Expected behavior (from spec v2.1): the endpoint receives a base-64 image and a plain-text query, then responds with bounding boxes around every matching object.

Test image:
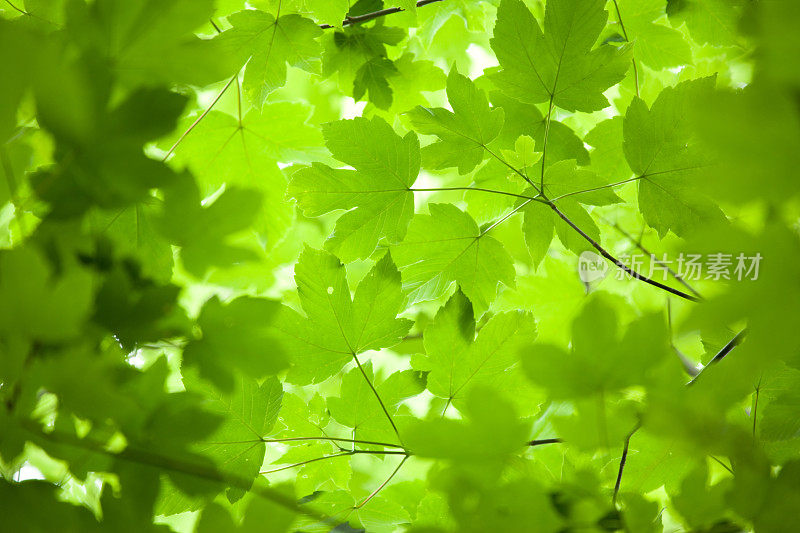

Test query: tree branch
[319,0,445,30]
[605,218,703,299]
[613,421,641,506]
[18,419,333,523]
[547,201,700,302]
[528,438,562,447]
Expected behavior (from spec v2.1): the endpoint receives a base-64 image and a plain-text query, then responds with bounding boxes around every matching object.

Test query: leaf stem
[260,448,408,475]
[4,0,27,15]
[355,456,408,509]
[352,353,404,446]
[540,95,555,191]
[162,74,238,161]
[484,144,542,193]
[262,436,405,449]
[612,0,640,98]
[480,199,532,236]
[752,379,761,439]
[411,186,545,203]
[548,175,644,203]
[261,452,355,474]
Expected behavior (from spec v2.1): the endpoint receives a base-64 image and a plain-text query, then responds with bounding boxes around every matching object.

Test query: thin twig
[527,438,562,447]
[613,421,642,506]
[4,0,27,15]
[752,380,761,439]
[319,0,445,29]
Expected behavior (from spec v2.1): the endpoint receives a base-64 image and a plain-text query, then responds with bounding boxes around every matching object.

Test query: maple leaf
[490,0,631,112]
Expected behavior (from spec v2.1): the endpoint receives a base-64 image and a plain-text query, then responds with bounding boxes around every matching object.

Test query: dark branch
[528,438,563,447]
[688,329,748,385]
[606,219,703,299]
[19,419,333,523]
[319,0,445,29]
[613,421,641,505]
[547,201,700,302]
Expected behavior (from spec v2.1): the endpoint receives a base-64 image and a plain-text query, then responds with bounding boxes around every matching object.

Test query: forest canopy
[2,0,800,532]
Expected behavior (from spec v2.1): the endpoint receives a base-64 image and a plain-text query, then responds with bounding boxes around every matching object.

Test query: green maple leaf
[65,0,235,86]
[490,0,631,112]
[0,247,92,343]
[289,116,420,262]
[411,290,535,407]
[406,68,504,174]
[488,89,589,165]
[272,441,352,496]
[183,296,289,391]
[323,23,404,85]
[0,482,101,532]
[217,10,323,107]
[405,387,530,466]
[32,79,187,217]
[388,53,447,112]
[275,247,413,384]
[353,56,398,110]
[623,77,726,237]
[156,174,263,276]
[617,0,692,69]
[392,203,516,315]
[522,293,670,398]
[584,116,630,184]
[184,374,283,494]
[666,0,745,47]
[304,0,351,27]
[165,103,322,246]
